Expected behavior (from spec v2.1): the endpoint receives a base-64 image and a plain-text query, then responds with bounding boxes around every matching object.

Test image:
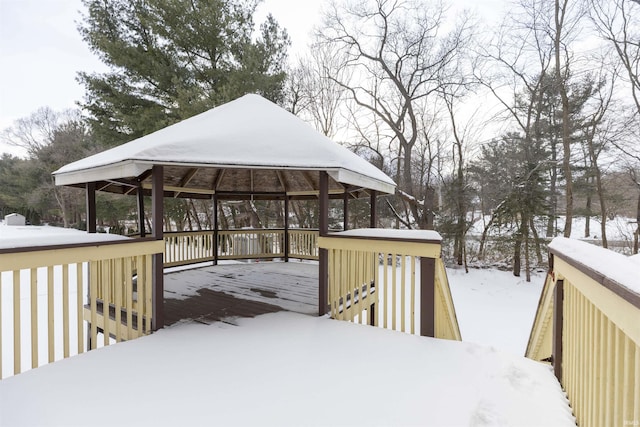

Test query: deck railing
[318,229,461,341]
[526,237,640,426]
[0,239,163,379]
[163,229,319,267]
[288,229,319,260]
[218,229,285,260]
[164,231,214,267]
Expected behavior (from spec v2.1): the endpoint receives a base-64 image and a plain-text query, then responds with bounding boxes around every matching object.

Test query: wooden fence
[318,230,461,340]
[0,239,163,379]
[526,238,640,426]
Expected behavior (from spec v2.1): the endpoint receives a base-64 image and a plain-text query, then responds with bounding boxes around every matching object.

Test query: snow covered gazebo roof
[53,94,396,199]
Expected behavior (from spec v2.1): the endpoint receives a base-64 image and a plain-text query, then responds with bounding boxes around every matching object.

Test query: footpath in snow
[0,312,575,427]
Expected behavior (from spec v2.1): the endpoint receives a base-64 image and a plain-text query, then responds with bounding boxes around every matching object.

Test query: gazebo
[53,94,397,329]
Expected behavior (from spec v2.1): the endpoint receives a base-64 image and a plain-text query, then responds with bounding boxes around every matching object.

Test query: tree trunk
[530,216,543,265]
[555,0,573,238]
[189,199,203,230]
[547,142,558,237]
[524,218,531,282]
[585,193,591,238]
[595,164,608,249]
[513,228,522,277]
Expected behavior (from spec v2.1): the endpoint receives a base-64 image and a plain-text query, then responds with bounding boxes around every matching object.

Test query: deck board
[163,261,318,325]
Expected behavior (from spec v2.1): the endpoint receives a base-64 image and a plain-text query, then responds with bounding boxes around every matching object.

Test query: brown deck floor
[162,261,318,326]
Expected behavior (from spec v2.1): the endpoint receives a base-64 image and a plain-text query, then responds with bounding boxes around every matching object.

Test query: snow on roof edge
[55,160,396,194]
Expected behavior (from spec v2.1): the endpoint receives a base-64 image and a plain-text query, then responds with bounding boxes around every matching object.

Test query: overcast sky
[0,0,502,157]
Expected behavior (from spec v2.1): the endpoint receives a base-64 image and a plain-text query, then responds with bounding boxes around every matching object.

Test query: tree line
[1,0,639,278]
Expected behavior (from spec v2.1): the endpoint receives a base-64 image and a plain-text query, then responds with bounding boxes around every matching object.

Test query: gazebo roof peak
[53,94,396,197]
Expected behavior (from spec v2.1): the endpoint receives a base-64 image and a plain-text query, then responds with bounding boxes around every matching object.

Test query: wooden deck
[162,261,318,325]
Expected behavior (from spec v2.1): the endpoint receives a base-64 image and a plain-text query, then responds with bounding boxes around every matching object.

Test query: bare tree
[554,0,581,237]
[317,0,473,229]
[1,107,78,157]
[589,0,640,116]
[290,45,352,138]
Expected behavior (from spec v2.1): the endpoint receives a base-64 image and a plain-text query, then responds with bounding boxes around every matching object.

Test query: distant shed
[4,213,26,226]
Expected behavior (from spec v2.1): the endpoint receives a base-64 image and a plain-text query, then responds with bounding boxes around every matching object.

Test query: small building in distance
[4,213,26,226]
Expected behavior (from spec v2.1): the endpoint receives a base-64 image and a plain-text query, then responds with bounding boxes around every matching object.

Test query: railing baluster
[76,263,84,355]
[47,266,54,363]
[145,254,153,334]
[13,270,21,376]
[114,259,123,343]
[410,256,416,335]
[90,261,98,350]
[125,257,133,340]
[30,268,38,369]
[62,264,70,358]
[400,255,406,333]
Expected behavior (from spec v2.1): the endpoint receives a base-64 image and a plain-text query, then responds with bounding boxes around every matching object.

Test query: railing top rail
[326,228,442,244]
[0,236,160,255]
[162,228,320,236]
[319,228,442,258]
[0,238,164,271]
[549,237,640,309]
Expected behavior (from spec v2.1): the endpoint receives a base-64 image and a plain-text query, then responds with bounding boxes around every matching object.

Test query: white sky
[0,0,503,157]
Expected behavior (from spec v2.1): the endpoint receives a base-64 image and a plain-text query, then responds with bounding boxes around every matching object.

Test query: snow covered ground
[0,224,576,425]
[0,312,575,427]
[0,222,128,249]
[447,267,544,356]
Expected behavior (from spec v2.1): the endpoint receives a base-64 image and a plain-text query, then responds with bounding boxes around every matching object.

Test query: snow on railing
[318,229,461,341]
[526,237,640,427]
[0,239,163,380]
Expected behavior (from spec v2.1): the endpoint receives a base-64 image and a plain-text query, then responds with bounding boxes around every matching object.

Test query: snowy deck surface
[163,261,318,324]
[0,312,574,426]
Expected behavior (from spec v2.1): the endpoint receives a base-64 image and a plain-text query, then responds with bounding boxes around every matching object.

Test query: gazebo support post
[151,165,164,331]
[284,196,290,262]
[318,171,329,316]
[343,185,349,231]
[86,182,96,233]
[212,194,219,266]
[136,183,146,237]
[370,190,377,228]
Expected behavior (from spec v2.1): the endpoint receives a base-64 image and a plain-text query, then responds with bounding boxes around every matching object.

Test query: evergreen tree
[78,0,290,145]
[470,133,549,280]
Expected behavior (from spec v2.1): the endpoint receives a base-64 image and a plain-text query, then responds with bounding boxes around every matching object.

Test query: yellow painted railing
[164,231,214,267]
[0,239,163,379]
[218,229,285,260]
[163,229,319,267]
[318,229,461,341]
[526,238,640,426]
[288,229,319,260]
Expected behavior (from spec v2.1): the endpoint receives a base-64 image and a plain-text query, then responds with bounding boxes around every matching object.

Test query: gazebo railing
[163,229,319,267]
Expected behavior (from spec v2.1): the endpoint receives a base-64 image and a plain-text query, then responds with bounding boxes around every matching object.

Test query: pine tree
[78,0,290,146]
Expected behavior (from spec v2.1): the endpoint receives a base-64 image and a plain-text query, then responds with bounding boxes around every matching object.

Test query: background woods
[1,0,639,278]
